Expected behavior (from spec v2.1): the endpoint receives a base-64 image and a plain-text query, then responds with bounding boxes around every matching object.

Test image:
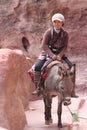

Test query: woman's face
[52,20,63,29]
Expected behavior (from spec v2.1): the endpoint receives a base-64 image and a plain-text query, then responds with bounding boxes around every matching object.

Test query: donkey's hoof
[45,120,50,125]
[45,119,53,125]
[72,95,79,98]
[49,118,53,123]
[58,123,62,128]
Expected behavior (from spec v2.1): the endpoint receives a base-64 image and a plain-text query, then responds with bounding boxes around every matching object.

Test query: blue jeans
[34,56,72,71]
[34,58,46,71]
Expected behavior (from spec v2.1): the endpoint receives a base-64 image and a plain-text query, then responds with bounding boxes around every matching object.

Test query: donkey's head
[58,65,75,105]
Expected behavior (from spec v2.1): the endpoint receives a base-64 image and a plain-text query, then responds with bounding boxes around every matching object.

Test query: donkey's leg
[43,97,52,125]
[49,97,53,124]
[71,64,78,97]
[57,100,62,128]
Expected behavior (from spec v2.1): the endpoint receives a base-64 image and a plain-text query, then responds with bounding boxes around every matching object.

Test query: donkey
[40,61,75,128]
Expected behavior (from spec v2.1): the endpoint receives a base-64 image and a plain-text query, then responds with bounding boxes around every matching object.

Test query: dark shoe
[32,87,41,96]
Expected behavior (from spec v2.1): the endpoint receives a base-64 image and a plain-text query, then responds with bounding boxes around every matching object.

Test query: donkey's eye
[60,86,64,91]
[61,87,64,90]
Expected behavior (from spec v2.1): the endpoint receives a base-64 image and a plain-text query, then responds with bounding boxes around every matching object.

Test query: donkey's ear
[70,64,76,75]
[22,37,30,52]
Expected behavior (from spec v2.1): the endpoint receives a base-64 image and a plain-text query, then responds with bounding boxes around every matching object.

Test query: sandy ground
[25,97,87,130]
[24,54,87,130]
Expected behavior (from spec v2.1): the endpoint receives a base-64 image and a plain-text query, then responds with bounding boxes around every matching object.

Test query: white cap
[52,13,65,23]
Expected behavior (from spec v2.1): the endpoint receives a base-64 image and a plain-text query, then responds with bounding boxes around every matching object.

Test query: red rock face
[0,0,87,57]
[0,49,32,130]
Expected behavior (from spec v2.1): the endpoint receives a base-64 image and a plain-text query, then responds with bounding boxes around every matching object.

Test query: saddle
[28,59,69,82]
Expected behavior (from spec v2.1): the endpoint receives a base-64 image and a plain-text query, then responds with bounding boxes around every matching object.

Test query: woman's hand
[52,55,61,60]
[52,55,57,60]
[56,55,61,60]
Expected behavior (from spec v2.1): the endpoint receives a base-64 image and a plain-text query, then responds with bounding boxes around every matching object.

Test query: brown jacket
[38,27,68,60]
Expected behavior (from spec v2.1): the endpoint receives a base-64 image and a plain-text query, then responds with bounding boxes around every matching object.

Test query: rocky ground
[25,97,87,130]
[24,54,87,130]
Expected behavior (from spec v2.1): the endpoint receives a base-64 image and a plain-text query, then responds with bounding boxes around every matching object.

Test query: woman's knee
[35,59,46,71]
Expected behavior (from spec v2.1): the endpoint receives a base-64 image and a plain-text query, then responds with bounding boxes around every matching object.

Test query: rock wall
[0,49,32,130]
[0,0,87,58]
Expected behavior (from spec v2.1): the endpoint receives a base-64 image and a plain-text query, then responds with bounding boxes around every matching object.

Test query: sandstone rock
[0,0,87,58]
[0,49,32,130]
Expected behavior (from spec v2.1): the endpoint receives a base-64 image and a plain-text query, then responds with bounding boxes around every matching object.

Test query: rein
[67,105,87,122]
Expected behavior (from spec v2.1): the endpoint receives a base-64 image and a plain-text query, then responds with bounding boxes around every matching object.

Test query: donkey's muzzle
[63,97,71,106]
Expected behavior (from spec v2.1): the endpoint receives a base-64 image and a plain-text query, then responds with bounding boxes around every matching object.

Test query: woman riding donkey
[32,13,76,96]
